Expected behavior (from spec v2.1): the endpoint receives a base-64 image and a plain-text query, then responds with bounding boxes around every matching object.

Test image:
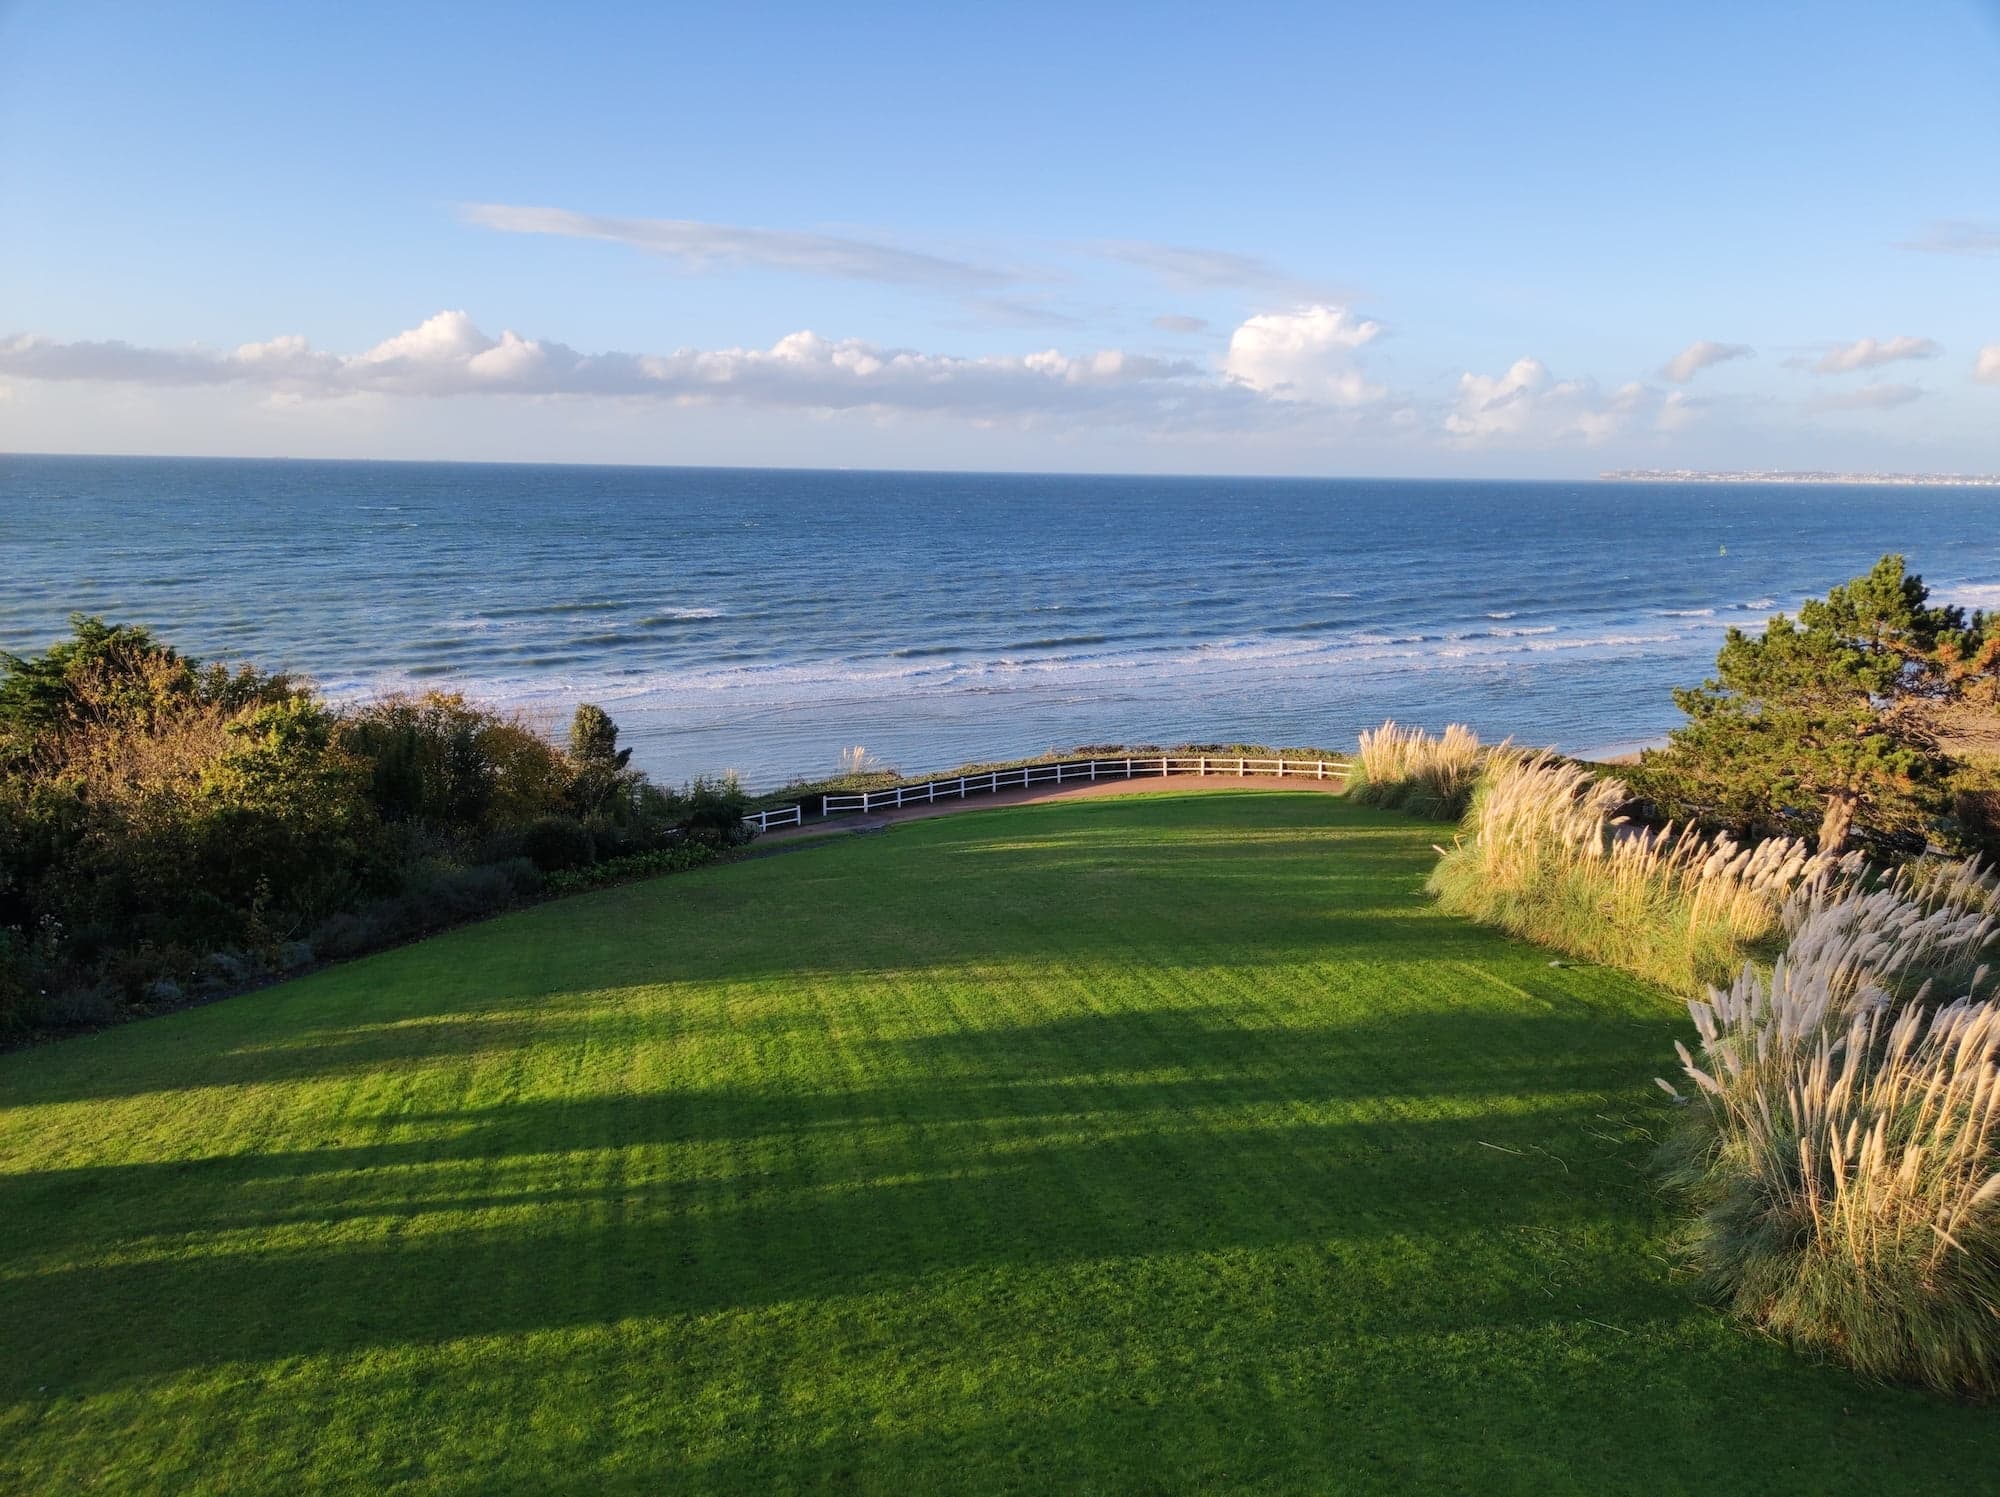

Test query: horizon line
[0,448,1861,486]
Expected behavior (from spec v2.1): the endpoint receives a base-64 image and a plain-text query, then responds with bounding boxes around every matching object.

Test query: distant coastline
[1603,469,2000,486]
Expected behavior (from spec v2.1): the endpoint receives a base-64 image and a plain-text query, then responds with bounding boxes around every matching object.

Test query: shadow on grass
[1,1001,1686,1396]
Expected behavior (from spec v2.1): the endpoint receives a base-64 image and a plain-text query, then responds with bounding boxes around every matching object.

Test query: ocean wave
[1943,582,2000,608]
[1268,618,1357,635]
[635,608,725,626]
[324,618,1719,722]
[1003,634,1112,651]
[1659,607,1716,617]
[483,599,632,619]
[1525,632,1682,652]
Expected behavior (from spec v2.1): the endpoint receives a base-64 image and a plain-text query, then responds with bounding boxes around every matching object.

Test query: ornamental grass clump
[1659,878,2000,1393]
[1349,720,1487,820]
[1429,750,1858,994]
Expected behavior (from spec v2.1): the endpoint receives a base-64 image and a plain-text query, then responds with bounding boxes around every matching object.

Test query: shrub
[542,841,719,895]
[1430,750,1859,994]
[1658,873,2000,1392]
[516,815,595,872]
[341,692,574,834]
[307,858,544,958]
[0,929,42,1033]
[1349,721,1487,820]
[678,774,751,847]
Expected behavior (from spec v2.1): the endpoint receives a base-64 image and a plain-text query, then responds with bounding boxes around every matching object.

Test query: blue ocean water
[3,455,1997,788]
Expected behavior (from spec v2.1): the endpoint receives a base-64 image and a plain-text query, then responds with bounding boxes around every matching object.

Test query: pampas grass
[1350,721,1488,820]
[1660,881,2000,1392]
[1428,750,1857,994]
[1427,743,2000,1387]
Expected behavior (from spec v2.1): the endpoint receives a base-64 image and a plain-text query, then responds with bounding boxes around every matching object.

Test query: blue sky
[2,0,1998,474]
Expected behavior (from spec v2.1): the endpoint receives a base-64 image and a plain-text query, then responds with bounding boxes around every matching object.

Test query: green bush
[542,841,719,895]
[516,815,595,872]
[0,619,721,1034]
[678,775,748,846]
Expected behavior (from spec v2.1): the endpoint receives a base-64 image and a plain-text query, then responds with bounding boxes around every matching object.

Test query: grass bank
[1,793,1989,1493]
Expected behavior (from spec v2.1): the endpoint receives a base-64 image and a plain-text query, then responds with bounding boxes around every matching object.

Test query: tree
[0,613,293,773]
[1639,555,1966,854]
[568,703,631,770]
[565,703,637,816]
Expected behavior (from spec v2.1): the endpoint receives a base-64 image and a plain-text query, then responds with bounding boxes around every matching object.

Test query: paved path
[756,772,1348,845]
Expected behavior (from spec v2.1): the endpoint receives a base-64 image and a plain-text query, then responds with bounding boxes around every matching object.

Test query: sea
[4,454,1997,790]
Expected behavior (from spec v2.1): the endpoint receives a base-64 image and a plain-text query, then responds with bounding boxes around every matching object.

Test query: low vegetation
[1659,865,2000,1392]
[1428,749,1855,996]
[1347,719,1487,819]
[0,616,746,1035]
[1412,558,2000,1392]
[5,794,1994,1492]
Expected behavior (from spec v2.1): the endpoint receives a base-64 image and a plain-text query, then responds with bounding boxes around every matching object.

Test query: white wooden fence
[744,754,1350,833]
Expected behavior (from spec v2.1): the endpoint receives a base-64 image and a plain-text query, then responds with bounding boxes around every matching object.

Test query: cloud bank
[0,311,1288,429]
[10,305,1977,460]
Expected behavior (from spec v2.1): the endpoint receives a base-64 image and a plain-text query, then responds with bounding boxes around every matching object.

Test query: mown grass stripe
[0,792,1990,1494]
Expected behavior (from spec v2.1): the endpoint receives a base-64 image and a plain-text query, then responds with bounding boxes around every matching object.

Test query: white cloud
[1806,382,1924,413]
[1152,314,1210,335]
[1901,221,2000,256]
[1446,357,1673,445]
[1975,345,2000,385]
[0,312,1282,430]
[461,203,1013,290]
[1810,335,1940,374]
[1660,339,1753,383]
[1221,304,1384,405]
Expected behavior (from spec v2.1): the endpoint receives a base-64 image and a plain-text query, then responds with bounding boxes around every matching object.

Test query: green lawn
[0,793,1988,1493]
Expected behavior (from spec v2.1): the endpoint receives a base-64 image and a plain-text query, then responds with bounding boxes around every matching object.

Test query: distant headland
[1602,468,2000,486]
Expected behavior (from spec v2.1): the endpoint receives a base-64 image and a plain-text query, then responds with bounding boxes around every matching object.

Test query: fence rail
[741,755,1351,832]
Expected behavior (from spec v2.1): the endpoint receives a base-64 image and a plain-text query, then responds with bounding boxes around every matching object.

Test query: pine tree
[1640,555,1964,854]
